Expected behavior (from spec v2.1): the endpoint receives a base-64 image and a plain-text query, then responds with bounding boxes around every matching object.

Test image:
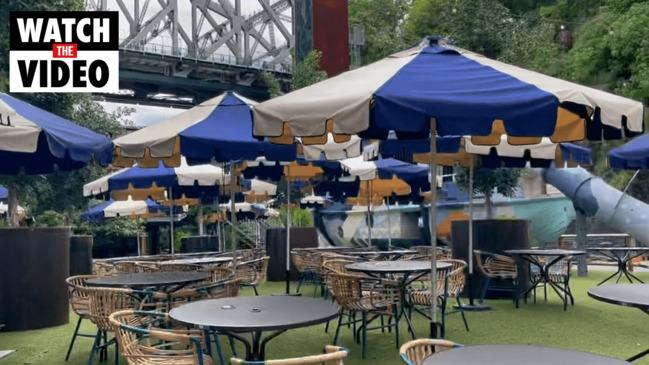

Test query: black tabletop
[160,256,234,265]
[505,249,587,256]
[169,296,340,332]
[587,247,649,252]
[423,345,631,365]
[588,284,649,309]
[346,260,451,274]
[86,271,209,288]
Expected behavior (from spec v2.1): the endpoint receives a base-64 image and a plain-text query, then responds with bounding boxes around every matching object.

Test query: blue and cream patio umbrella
[0,93,112,224]
[80,198,168,222]
[111,91,297,168]
[84,159,227,254]
[253,37,643,337]
[609,133,649,169]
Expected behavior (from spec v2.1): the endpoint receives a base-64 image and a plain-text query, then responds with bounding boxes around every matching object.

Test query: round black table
[505,249,586,310]
[423,345,631,365]
[346,260,452,338]
[587,247,649,285]
[169,296,340,360]
[588,284,649,361]
[86,271,209,291]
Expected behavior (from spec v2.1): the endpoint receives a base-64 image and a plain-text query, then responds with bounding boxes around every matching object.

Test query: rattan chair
[530,256,575,310]
[64,275,100,361]
[206,266,235,283]
[399,339,462,365]
[81,286,153,365]
[109,310,211,365]
[327,272,400,358]
[93,261,115,276]
[235,256,269,295]
[408,259,469,333]
[169,279,240,309]
[474,250,519,307]
[230,346,348,365]
[114,261,145,274]
[135,262,160,272]
[292,250,323,294]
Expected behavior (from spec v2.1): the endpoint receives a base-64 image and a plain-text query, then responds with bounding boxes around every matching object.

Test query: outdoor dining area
[3,35,649,365]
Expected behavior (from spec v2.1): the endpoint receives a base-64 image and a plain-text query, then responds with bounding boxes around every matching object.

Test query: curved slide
[542,167,649,244]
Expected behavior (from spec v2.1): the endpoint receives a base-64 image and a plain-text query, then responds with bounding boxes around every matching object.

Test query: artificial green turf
[2,271,649,364]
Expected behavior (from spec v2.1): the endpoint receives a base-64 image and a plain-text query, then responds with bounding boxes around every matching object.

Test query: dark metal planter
[0,227,71,331]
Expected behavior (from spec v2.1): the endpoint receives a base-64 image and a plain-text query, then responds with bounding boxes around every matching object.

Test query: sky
[98,1,290,126]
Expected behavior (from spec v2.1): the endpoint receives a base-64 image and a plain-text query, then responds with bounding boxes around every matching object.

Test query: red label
[52,43,77,58]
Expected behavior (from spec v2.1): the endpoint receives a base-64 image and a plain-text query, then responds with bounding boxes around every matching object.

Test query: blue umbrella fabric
[80,199,168,222]
[254,38,644,143]
[609,134,649,169]
[0,93,112,174]
[0,185,7,200]
[83,159,226,203]
[112,92,297,168]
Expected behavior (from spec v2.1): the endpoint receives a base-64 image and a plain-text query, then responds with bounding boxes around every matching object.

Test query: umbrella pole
[367,180,372,247]
[428,120,441,338]
[387,199,392,251]
[170,186,175,256]
[285,177,291,294]
[230,165,237,259]
[460,159,490,311]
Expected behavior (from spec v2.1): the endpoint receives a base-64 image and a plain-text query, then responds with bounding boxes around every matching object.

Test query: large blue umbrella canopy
[608,134,649,169]
[0,93,113,174]
[112,92,296,167]
[0,185,7,200]
[254,38,643,143]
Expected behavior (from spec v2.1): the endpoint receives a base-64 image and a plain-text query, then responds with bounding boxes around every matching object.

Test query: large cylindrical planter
[70,235,93,276]
[0,227,71,331]
[265,227,318,281]
[451,219,531,299]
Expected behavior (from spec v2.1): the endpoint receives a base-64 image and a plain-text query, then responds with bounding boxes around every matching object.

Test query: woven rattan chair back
[66,275,99,316]
[83,286,146,332]
[109,310,210,365]
[399,339,462,365]
[230,345,348,365]
[235,256,270,286]
[207,266,235,283]
[439,259,467,297]
[114,261,144,274]
[474,250,517,279]
[322,258,356,275]
[169,279,240,309]
[93,261,115,276]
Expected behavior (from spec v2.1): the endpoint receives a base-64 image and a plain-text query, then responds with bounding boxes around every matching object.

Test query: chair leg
[114,341,119,365]
[228,335,238,357]
[479,277,490,303]
[456,296,469,332]
[87,329,102,365]
[65,316,83,361]
[253,285,259,296]
[213,333,225,365]
[333,311,344,345]
[362,312,368,359]
[393,308,400,349]
[380,316,385,333]
[296,276,304,293]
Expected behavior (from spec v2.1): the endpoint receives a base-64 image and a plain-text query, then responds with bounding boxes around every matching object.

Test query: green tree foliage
[456,168,521,218]
[404,0,562,72]
[291,50,328,90]
[349,0,411,64]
